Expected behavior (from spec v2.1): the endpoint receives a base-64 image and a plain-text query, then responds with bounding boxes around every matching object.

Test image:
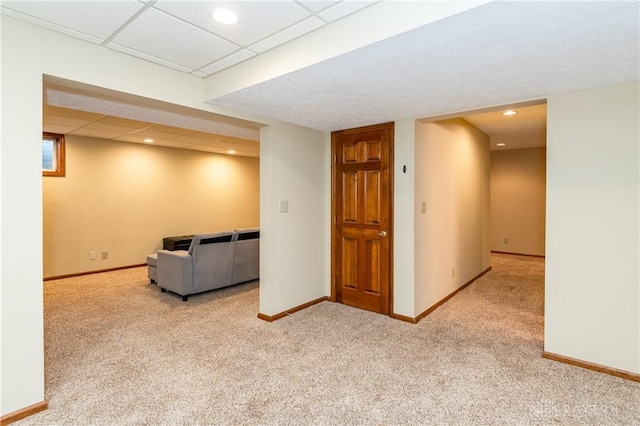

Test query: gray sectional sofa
[146,228,259,301]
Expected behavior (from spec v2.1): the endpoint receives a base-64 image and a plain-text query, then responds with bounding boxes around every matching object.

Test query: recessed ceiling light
[212,9,239,25]
[496,143,507,147]
[228,150,236,155]
[143,138,154,143]
[502,110,518,116]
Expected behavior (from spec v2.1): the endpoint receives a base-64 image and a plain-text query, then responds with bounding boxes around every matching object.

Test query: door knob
[378,230,387,237]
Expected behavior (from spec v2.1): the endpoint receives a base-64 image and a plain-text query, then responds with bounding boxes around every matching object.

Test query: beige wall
[545,81,639,374]
[490,147,546,256]
[414,118,491,316]
[43,135,259,278]
[2,15,326,416]
[258,123,329,316]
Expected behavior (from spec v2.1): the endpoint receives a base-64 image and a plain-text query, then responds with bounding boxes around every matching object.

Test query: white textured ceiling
[210,1,639,132]
[3,1,638,151]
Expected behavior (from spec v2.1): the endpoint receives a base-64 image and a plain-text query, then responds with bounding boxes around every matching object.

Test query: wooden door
[332,122,393,315]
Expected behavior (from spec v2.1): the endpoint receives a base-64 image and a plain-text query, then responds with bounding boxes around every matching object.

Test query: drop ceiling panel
[141,139,195,149]
[250,16,324,53]
[109,7,239,70]
[43,105,104,121]
[199,49,256,75]
[97,116,155,129]
[83,121,147,135]
[154,0,310,47]
[190,131,231,141]
[43,124,78,135]
[174,134,225,144]
[297,1,341,13]
[146,125,199,136]
[43,104,260,157]
[43,114,92,128]
[116,135,158,144]
[191,145,259,158]
[223,138,260,147]
[0,0,144,41]
[107,43,194,73]
[318,1,377,22]
[70,128,123,140]
[1,0,381,78]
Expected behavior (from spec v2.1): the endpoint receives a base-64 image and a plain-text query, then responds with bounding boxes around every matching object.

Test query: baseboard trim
[393,266,492,324]
[1,401,48,425]
[542,351,640,382]
[391,313,417,324]
[258,296,329,322]
[44,263,146,281]
[491,250,545,259]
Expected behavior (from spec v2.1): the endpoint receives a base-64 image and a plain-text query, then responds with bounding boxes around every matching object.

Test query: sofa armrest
[157,249,192,297]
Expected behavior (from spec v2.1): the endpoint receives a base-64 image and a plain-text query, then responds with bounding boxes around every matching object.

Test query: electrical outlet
[89,251,96,261]
[421,202,427,214]
[101,250,109,260]
[451,267,455,278]
[503,237,509,244]
[279,200,289,213]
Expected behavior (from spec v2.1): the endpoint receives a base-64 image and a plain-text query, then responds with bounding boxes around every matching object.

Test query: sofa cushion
[146,253,158,267]
[232,228,259,284]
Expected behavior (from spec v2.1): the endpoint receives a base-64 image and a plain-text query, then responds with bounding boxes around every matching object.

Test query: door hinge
[333,216,337,224]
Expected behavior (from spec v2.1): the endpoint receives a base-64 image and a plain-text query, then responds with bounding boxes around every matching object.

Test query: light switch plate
[279,200,289,213]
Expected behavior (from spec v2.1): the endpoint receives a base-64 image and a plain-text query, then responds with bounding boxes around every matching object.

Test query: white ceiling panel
[318,0,377,22]
[0,6,104,44]
[107,43,194,73]
[0,0,144,41]
[250,16,324,53]
[110,7,238,70]
[199,49,256,75]
[1,0,381,77]
[154,0,310,47]
[296,1,341,13]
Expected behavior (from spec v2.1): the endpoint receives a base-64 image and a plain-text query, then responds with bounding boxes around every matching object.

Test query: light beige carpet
[16,254,640,425]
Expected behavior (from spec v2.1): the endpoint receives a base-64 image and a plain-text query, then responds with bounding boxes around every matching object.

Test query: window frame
[42,132,66,177]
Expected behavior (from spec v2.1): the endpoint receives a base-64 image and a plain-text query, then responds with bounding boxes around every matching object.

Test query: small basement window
[43,132,65,177]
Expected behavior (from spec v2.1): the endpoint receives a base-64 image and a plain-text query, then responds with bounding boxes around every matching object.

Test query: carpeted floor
[16,254,640,425]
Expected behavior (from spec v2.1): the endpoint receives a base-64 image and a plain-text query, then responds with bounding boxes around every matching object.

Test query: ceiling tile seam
[193,48,256,76]
[291,2,331,25]
[106,42,196,73]
[99,0,157,47]
[147,5,243,51]
[74,116,158,138]
[0,6,105,44]
[193,3,381,77]
[193,15,329,76]
[246,15,328,49]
